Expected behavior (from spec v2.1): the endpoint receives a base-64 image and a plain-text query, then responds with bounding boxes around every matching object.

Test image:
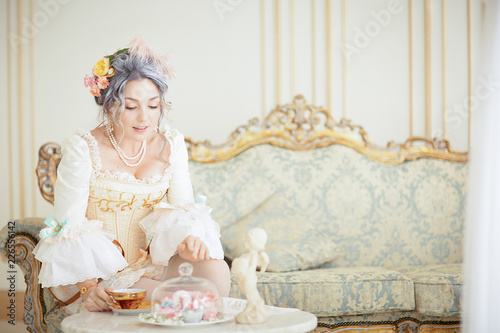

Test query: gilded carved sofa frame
[3,95,466,333]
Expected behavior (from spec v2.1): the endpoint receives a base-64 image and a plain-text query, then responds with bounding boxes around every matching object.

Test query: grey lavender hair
[95,53,169,123]
[94,53,170,158]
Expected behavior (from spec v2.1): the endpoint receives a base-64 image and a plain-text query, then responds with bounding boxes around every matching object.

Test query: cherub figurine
[231,228,270,324]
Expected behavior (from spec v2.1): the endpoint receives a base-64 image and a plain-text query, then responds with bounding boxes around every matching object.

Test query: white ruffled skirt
[37,203,224,315]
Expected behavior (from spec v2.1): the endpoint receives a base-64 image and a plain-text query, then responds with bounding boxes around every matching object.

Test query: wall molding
[408,0,414,137]
[424,0,432,138]
[7,0,14,220]
[442,0,448,139]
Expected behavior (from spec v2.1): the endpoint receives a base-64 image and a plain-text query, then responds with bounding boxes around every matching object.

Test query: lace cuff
[140,203,224,265]
[33,225,128,288]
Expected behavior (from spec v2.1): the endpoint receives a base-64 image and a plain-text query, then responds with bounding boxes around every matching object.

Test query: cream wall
[0,0,482,290]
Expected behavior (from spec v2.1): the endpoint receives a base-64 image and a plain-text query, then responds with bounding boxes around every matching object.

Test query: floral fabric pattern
[396,264,463,316]
[230,266,415,316]
[222,194,340,272]
[43,288,68,333]
[189,143,466,319]
[189,144,467,269]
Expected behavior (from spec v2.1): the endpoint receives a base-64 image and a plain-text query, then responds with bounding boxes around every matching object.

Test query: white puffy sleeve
[165,130,194,205]
[140,129,224,265]
[33,134,128,288]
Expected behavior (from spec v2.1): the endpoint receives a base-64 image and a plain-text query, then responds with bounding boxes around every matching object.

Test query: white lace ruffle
[98,169,172,185]
[140,203,224,265]
[89,176,171,196]
[33,228,128,288]
[99,268,146,290]
[77,129,101,184]
[78,128,174,185]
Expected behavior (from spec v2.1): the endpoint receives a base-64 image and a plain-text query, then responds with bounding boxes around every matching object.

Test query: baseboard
[0,290,25,321]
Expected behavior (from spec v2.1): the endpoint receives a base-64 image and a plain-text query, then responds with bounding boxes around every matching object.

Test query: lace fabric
[34,228,129,288]
[140,203,224,265]
[77,128,173,185]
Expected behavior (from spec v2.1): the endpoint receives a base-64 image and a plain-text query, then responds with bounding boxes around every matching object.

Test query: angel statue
[231,228,270,324]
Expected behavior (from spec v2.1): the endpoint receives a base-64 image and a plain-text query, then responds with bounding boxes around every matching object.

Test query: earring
[106,114,113,133]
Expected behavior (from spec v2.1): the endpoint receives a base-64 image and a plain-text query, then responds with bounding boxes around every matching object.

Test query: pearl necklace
[106,126,147,167]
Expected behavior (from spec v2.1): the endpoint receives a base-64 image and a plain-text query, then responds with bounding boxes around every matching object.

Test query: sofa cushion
[189,157,277,229]
[230,266,415,316]
[221,194,339,272]
[397,264,462,316]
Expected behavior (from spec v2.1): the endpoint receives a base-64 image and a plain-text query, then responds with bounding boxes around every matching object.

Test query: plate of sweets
[139,263,233,326]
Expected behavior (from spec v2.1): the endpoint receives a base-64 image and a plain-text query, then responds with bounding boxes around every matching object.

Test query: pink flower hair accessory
[83,52,120,97]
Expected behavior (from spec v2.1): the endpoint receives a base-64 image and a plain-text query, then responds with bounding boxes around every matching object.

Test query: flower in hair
[97,77,109,89]
[84,54,119,96]
[83,75,94,88]
[89,85,101,97]
[83,37,174,97]
[93,58,110,76]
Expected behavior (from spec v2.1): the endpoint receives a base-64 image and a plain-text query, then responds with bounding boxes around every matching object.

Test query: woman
[33,38,230,314]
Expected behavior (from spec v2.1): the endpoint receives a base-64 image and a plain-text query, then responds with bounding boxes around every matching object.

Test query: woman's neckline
[82,129,172,184]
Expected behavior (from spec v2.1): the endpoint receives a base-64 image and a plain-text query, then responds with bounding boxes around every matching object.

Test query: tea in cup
[111,289,146,310]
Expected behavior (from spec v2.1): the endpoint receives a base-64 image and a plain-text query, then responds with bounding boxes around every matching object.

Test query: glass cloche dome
[146,262,222,324]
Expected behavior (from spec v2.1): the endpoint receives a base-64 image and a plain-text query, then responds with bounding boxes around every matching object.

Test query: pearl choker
[106,125,146,167]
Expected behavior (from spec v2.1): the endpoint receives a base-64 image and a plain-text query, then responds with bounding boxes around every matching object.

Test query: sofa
[1,95,468,332]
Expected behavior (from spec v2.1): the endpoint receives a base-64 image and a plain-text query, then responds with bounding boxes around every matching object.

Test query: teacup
[111,289,146,310]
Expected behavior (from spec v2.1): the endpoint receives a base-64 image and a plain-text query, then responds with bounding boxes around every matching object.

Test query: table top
[61,298,317,333]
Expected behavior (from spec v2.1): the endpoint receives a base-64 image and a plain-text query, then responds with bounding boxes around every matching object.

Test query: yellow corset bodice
[86,172,170,263]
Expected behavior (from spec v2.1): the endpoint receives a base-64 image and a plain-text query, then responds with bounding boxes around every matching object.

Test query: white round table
[61,298,317,333]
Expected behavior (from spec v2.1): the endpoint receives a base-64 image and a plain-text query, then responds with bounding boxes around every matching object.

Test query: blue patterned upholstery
[397,264,463,316]
[189,144,467,270]
[222,194,341,272]
[1,217,43,243]
[43,290,67,333]
[189,142,467,322]
[229,266,415,316]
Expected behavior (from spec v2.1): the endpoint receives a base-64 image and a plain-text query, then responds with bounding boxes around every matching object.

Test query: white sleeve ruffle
[34,221,128,288]
[33,134,128,288]
[140,202,224,265]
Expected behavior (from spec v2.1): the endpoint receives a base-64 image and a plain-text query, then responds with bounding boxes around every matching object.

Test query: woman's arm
[33,134,128,289]
[165,129,194,205]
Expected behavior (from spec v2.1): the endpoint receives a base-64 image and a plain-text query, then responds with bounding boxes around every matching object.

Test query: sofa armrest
[1,218,47,333]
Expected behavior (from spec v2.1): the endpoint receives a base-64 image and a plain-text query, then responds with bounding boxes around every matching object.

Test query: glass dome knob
[179,262,193,277]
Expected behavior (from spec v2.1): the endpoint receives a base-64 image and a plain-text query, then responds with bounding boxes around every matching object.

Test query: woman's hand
[177,235,210,262]
[81,286,114,312]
